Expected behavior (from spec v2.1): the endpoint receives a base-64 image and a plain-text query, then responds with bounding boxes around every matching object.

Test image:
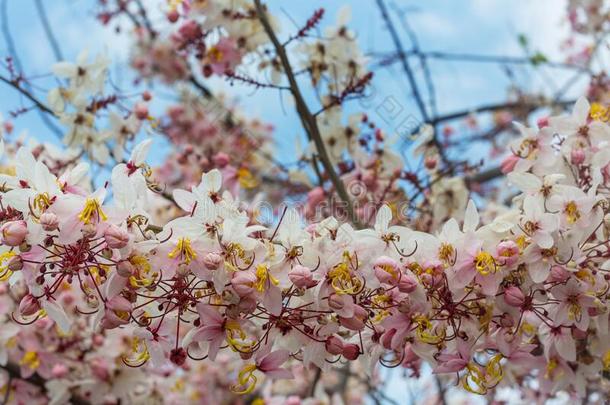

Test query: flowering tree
[0,0,610,404]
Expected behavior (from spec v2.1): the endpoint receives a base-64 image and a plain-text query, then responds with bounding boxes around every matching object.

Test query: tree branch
[254,0,362,228]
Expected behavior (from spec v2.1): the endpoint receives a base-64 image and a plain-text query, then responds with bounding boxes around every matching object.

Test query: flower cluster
[1,96,610,402]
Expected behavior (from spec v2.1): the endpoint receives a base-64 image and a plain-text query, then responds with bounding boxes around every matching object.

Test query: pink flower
[255,348,293,379]
[434,340,472,374]
[1,220,27,246]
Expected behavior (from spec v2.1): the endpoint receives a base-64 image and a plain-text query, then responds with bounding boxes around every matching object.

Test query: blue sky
[0,1,582,402]
[0,0,583,166]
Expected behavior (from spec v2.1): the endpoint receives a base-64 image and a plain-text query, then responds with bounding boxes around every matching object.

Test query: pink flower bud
[496,240,519,267]
[0,220,27,246]
[571,148,585,165]
[104,224,129,249]
[397,274,418,293]
[212,152,230,168]
[288,265,316,288]
[134,103,148,120]
[342,343,360,360]
[117,261,134,277]
[39,212,59,231]
[306,187,325,207]
[52,364,69,378]
[537,116,549,128]
[178,20,201,41]
[81,223,97,238]
[90,358,110,381]
[101,296,132,329]
[425,156,437,170]
[19,294,40,317]
[328,293,345,311]
[203,252,222,270]
[285,397,301,405]
[7,255,23,271]
[373,256,399,284]
[231,271,256,297]
[170,348,187,366]
[550,265,570,283]
[500,154,519,174]
[325,336,344,355]
[338,305,367,331]
[167,10,179,23]
[381,329,396,350]
[504,286,525,307]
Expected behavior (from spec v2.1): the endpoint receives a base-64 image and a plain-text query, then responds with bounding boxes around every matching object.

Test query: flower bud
[212,152,230,168]
[570,148,585,165]
[203,252,222,270]
[117,261,134,277]
[40,212,59,232]
[19,294,40,317]
[325,336,344,355]
[167,10,179,23]
[104,224,129,249]
[496,240,519,267]
[549,265,570,283]
[238,296,257,314]
[328,293,345,311]
[424,156,437,170]
[7,255,23,271]
[537,116,549,128]
[0,220,27,246]
[373,256,399,284]
[81,223,97,239]
[397,274,418,293]
[504,286,525,307]
[170,348,187,366]
[289,265,316,288]
[500,154,519,174]
[134,103,148,120]
[231,271,256,297]
[101,296,132,329]
[52,364,69,378]
[90,358,110,381]
[338,305,367,331]
[342,343,360,360]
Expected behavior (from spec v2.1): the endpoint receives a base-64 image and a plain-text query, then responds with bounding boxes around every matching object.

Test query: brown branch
[254,0,362,228]
[0,75,57,116]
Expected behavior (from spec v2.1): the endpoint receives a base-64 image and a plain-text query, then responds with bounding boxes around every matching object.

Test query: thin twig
[34,0,64,61]
[254,0,362,228]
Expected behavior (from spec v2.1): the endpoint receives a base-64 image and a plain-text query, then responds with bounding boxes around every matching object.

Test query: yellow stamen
[168,237,197,265]
[78,198,107,224]
[231,363,258,395]
[123,337,150,366]
[33,192,52,212]
[0,251,16,282]
[565,201,580,224]
[19,351,40,370]
[474,251,496,275]
[438,243,455,265]
[254,264,279,292]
